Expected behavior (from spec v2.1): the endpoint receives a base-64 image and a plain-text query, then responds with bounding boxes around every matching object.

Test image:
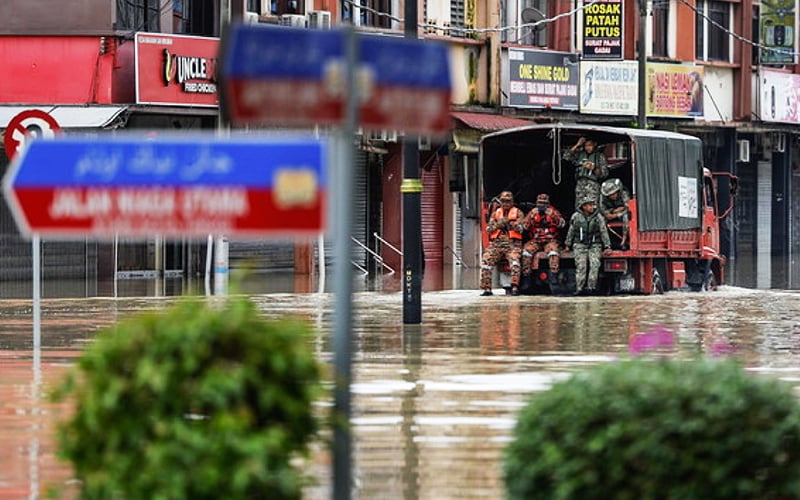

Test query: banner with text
[582,0,623,60]
[579,60,638,115]
[646,63,704,118]
[507,49,579,109]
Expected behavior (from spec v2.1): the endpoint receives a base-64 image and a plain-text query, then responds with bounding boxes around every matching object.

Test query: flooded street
[2,287,800,498]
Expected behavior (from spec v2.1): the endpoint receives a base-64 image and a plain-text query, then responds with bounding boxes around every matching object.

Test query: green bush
[52,297,323,500]
[504,359,800,500]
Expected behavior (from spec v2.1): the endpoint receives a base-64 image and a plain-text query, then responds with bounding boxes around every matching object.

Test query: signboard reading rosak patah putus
[581,0,623,60]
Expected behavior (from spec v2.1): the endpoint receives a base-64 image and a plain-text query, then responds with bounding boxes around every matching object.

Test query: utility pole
[402,0,423,324]
[637,0,647,129]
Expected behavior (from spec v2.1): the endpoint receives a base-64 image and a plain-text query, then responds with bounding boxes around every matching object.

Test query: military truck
[479,124,738,295]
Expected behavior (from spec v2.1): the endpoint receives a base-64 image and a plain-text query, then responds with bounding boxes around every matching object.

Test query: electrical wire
[342,0,604,35]
[345,0,796,60]
[675,0,797,58]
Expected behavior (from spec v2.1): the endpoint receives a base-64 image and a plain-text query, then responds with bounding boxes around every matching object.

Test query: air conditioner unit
[280,14,306,27]
[244,11,260,24]
[308,10,332,29]
[736,139,750,162]
[774,132,786,152]
[418,135,431,150]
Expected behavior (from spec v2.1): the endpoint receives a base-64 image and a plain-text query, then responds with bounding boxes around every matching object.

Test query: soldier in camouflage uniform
[480,191,524,296]
[562,136,609,206]
[564,196,612,295]
[600,178,631,249]
[517,193,565,278]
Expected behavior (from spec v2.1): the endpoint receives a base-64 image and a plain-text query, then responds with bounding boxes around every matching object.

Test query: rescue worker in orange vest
[518,193,565,281]
[480,191,523,296]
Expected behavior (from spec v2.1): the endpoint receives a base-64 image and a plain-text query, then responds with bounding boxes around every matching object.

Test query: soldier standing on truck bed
[480,191,524,296]
[562,136,609,206]
[564,197,612,295]
[600,178,631,250]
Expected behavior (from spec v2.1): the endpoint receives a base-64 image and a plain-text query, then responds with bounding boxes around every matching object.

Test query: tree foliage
[53,297,323,500]
[505,358,800,499]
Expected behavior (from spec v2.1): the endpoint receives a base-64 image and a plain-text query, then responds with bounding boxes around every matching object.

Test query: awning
[451,112,532,153]
[0,105,128,129]
[451,111,532,131]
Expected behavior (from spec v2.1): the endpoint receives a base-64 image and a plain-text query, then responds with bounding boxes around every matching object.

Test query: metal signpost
[221,23,451,500]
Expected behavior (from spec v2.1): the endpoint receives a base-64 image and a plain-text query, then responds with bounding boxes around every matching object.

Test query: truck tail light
[604,259,628,273]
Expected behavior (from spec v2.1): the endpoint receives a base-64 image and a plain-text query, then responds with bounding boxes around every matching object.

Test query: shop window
[500,0,548,45]
[360,0,392,28]
[167,0,218,36]
[695,0,731,62]
[652,0,669,57]
[173,0,188,32]
[116,0,162,31]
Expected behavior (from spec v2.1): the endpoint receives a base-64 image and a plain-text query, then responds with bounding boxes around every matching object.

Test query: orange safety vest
[490,207,523,240]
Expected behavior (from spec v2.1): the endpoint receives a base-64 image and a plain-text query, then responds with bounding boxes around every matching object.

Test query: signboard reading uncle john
[581,0,623,60]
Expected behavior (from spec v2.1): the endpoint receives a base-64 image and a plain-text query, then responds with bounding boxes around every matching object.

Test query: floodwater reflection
[2,287,800,498]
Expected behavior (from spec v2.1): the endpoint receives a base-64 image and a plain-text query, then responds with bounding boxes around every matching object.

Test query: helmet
[536,193,550,205]
[601,178,622,197]
[578,196,596,207]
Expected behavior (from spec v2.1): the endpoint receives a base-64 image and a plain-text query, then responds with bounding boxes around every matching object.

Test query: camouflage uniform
[600,184,631,244]
[562,144,609,206]
[564,202,611,294]
[480,206,524,292]
[518,199,565,275]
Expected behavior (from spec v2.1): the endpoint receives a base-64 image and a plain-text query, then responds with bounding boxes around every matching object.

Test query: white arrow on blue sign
[220,25,452,135]
[2,134,328,238]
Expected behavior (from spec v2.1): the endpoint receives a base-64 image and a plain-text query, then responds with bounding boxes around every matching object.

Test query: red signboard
[135,33,219,107]
[3,109,61,161]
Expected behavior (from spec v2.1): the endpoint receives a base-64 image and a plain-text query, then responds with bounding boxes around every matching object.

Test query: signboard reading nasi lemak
[220,25,452,135]
[2,135,327,238]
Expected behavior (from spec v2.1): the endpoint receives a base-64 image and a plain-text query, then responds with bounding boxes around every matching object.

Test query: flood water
[2,286,800,499]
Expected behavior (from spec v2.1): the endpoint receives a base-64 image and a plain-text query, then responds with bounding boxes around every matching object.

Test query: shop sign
[645,63,704,118]
[759,68,800,123]
[759,0,796,65]
[506,49,579,109]
[135,33,219,107]
[4,109,61,161]
[579,60,637,115]
[581,0,623,60]
[3,134,327,238]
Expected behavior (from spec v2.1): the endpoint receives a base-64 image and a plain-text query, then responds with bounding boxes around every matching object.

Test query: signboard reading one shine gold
[506,49,579,109]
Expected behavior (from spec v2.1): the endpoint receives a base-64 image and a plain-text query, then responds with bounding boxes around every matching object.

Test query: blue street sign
[220,24,452,134]
[3,134,328,238]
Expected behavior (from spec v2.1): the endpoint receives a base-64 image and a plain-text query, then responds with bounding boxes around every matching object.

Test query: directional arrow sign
[2,135,327,238]
[220,25,452,135]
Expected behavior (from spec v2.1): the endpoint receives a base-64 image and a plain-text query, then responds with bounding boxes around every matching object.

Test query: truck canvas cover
[480,124,703,231]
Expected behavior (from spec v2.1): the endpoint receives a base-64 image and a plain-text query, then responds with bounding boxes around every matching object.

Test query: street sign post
[2,134,327,239]
[4,109,61,161]
[220,25,452,135]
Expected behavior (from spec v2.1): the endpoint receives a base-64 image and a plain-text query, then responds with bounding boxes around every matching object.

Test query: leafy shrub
[504,359,800,500]
[53,297,323,500]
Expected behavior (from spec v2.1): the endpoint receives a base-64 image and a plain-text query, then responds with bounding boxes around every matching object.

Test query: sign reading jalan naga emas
[2,135,327,238]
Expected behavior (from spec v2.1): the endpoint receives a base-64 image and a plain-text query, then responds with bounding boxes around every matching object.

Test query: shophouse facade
[0,0,798,296]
